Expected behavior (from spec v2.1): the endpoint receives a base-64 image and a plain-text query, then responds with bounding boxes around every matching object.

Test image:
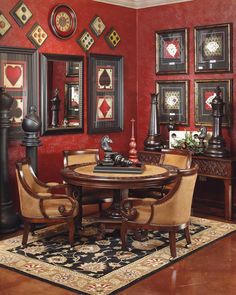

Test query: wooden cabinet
[138,151,236,220]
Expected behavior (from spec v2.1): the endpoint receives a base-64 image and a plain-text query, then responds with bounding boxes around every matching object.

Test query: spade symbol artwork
[98,67,113,90]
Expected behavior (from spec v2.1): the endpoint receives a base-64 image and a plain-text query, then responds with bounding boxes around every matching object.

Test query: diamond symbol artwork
[97,96,113,120]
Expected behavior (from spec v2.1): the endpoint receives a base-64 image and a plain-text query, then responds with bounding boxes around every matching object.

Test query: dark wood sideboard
[138,151,236,221]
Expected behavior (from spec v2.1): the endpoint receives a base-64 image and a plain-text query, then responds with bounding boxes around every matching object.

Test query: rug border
[0,219,236,295]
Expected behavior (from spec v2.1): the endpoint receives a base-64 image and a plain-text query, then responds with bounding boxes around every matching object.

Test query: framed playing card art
[88,54,124,134]
[0,46,38,140]
[194,79,232,127]
[156,28,188,74]
[10,0,33,28]
[194,23,232,72]
[156,80,189,125]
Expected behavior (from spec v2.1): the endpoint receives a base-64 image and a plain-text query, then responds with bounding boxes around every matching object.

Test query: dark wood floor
[1,212,236,295]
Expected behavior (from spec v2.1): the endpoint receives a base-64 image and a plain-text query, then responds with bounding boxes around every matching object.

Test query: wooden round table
[61,163,178,220]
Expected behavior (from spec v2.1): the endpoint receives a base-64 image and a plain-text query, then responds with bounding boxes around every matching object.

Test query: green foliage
[171,131,205,154]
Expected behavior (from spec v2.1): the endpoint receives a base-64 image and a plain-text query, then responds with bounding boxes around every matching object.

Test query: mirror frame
[40,53,84,135]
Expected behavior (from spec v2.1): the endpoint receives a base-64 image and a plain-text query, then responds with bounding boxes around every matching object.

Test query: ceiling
[93,0,192,9]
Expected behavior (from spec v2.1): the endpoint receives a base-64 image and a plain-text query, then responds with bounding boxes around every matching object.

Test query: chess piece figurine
[100,135,114,165]
[204,87,229,157]
[51,88,60,127]
[128,118,139,163]
[167,113,176,132]
[198,126,207,150]
[144,93,166,151]
[22,106,41,175]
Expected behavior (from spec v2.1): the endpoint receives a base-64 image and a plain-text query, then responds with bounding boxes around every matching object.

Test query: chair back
[16,159,44,218]
[63,149,99,167]
[152,165,198,225]
[159,149,192,169]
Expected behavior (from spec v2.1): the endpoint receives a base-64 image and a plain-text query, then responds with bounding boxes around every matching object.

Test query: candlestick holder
[128,118,138,163]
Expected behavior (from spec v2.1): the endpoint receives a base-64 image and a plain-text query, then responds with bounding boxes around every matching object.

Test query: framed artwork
[2,61,26,91]
[65,82,82,120]
[10,1,33,28]
[90,15,106,36]
[27,23,48,48]
[9,97,24,124]
[156,80,189,125]
[0,46,38,140]
[194,79,232,127]
[105,28,121,48]
[77,30,94,52]
[156,28,188,74]
[0,11,11,38]
[194,23,232,72]
[66,61,81,77]
[88,53,124,134]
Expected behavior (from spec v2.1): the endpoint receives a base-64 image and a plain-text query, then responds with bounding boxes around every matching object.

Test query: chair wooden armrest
[40,194,77,218]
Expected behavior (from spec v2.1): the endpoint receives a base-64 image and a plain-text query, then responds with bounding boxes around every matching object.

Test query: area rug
[0,217,236,295]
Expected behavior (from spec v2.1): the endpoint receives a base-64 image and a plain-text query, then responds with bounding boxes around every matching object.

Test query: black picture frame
[156,80,189,125]
[0,46,38,140]
[40,53,84,135]
[194,79,232,127]
[66,61,81,77]
[65,82,81,120]
[156,28,188,74]
[88,53,124,134]
[194,23,232,73]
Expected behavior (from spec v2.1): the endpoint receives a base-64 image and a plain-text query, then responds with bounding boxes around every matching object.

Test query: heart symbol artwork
[5,65,22,86]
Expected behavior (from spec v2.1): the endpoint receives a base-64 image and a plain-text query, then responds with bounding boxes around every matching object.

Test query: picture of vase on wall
[156,28,188,74]
[194,23,232,72]
[194,79,232,127]
[156,80,189,125]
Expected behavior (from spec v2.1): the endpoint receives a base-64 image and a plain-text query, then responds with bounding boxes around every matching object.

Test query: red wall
[1,0,236,209]
[0,0,137,205]
[136,0,236,154]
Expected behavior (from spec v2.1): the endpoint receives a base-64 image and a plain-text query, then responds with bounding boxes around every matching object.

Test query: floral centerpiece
[171,131,206,154]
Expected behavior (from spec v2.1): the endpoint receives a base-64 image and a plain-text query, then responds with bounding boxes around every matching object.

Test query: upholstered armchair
[16,158,79,247]
[159,148,192,169]
[121,165,198,259]
[129,149,192,198]
[63,149,112,221]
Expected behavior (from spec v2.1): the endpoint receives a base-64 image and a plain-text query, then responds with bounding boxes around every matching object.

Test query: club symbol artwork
[9,98,23,123]
[97,67,113,90]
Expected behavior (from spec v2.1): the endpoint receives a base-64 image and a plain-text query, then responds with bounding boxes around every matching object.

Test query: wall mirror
[40,53,84,135]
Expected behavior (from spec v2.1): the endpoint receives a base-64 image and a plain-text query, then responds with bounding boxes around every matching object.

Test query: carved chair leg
[68,218,75,247]
[184,226,192,248]
[120,223,128,250]
[73,187,83,229]
[169,231,177,259]
[22,221,31,246]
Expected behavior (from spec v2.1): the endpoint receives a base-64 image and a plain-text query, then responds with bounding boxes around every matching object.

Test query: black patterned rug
[0,217,236,295]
